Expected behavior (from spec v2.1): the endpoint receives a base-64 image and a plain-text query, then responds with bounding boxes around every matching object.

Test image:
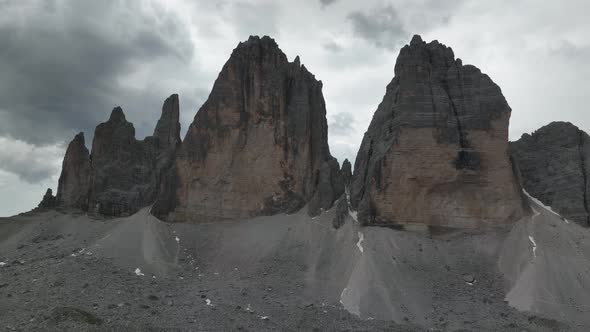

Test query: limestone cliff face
[511,122,590,226]
[168,36,343,222]
[350,35,526,227]
[56,132,91,210]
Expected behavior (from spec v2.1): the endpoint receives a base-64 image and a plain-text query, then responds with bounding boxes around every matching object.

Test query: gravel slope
[0,196,586,331]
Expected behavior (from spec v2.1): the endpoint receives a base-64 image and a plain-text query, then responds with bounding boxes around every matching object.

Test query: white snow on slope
[356,232,364,253]
[523,189,564,218]
[349,210,358,223]
[339,287,348,305]
[528,235,537,258]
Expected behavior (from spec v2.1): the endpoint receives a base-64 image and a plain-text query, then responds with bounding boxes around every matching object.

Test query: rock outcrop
[341,159,352,187]
[165,36,343,222]
[511,122,590,226]
[56,132,91,210]
[48,95,181,216]
[87,106,156,215]
[38,188,57,209]
[350,35,526,227]
[153,94,182,150]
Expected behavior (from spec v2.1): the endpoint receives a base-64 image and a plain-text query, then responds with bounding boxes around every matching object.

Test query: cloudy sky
[1,0,589,216]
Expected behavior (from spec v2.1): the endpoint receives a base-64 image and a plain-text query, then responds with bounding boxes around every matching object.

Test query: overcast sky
[1,0,589,216]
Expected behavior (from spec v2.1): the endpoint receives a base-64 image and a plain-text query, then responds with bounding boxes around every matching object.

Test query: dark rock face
[38,188,57,209]
[168,36,343,222]
[88,107,155,215]
[151,94,182,218]
[350,35,525,227]
[89,96,182,216]
[153,94,181,150]
[511,122,590,226]
[47,95,181,217]
[56,132,91,210]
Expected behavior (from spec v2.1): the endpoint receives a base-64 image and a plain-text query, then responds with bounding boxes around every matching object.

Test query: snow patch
[134,268,145,276]
[523,190,562,218]
[71,248,86,257]
[349,210,358,223]
[260,316,269,320]
[356,232,364,253]
[531,207,540,218]
[528,235,537,258]
[339,287,348,305]
[0,262,6,267]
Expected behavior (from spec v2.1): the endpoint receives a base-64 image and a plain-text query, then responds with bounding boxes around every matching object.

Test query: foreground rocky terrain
[2,194,588,331]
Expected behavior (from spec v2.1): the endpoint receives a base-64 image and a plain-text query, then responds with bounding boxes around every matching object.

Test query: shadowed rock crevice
[350,34,525,227]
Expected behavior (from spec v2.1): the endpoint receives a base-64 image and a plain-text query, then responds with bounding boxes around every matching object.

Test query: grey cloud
[400,0,465,32]
[0,0,195,146]
[0,137,63,183]
[323,40,343,52]
[329,112,355,136]
[347,5,408,50]
[550,40,590,64]
[231,2,279,38]
[319,0,338,7]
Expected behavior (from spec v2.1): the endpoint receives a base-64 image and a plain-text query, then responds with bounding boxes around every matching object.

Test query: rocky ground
[0,197,587,331]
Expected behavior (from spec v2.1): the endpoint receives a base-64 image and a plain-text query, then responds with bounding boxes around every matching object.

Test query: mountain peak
[410,34,423,45]
[109,106,126,122]
[153,94,181,148]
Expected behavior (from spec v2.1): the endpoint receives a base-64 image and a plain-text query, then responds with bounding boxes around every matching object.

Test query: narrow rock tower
[167,36,343,222]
